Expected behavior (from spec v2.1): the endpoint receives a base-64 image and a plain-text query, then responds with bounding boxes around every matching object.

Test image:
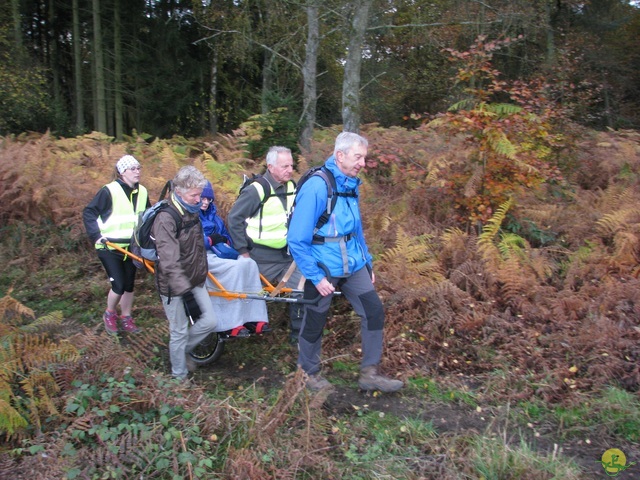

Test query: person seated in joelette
[199,181,270,337]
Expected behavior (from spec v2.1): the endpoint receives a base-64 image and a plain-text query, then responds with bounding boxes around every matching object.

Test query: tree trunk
[11,0,22,55]
[342,0,373,133]
[72,0,85,133]
[48,0,62,110]
[602,74,614,129]
[544,0,556,66]
[261,51,274,114]
[300,0,319,153]
[92,0,107,133]
[106,52,115,136]
[209,44,218,134]
[114,0,123,139]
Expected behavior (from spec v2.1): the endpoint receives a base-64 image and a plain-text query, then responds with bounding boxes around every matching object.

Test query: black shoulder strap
[313,167,357,229]
[247,175,296,238]
[253,176,295,238]
[158,180,173,202]
[254,176,272,205]
[309,167,358,243]
[248,176,271,238]
[161,204,199,239]
[312,168,335,234]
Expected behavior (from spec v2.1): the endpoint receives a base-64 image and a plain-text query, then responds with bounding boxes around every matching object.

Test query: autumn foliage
[423,36,566,225]
[1,43,640,477]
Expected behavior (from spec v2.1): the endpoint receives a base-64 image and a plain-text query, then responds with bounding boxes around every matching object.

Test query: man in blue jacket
[288,132,403,393]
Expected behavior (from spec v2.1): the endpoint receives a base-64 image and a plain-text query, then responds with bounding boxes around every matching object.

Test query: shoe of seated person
[244,321,272,334]
[220,326,251,339]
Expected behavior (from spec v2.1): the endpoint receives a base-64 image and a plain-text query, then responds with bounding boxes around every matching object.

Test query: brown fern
[0,292,82,439]
[377,227,445,291]
[124,321,170,361]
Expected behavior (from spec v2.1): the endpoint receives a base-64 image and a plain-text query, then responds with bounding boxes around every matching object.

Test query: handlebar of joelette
[100,237,130,245]
[297,262,341,305]
[99,239,339,305]
[101,239,154,273]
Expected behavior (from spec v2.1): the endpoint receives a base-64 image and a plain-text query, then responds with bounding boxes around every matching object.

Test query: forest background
[1,0,640,479]
[2,0,640,147]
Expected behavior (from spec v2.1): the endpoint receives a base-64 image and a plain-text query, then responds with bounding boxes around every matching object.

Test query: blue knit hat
[202,181,214,200]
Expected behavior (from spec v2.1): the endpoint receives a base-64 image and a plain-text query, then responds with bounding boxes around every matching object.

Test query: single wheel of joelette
[189,332,225,365]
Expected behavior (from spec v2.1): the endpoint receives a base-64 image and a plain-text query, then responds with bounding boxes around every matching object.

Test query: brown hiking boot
[358,366,403,393]
[306,373,334,392]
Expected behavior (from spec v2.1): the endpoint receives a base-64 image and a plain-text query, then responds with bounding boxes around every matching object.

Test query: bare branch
[367,20,503,31]
[360,71,386,91]
[193,28,302,70]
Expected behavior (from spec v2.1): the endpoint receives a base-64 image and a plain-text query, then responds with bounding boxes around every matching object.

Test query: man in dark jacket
[152,166,217,380]
[227,146,303,343]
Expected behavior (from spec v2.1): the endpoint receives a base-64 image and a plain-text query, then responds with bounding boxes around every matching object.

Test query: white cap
[116,155,140,174]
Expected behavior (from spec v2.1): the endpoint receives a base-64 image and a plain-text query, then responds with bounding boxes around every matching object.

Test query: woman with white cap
[83,154,151,335]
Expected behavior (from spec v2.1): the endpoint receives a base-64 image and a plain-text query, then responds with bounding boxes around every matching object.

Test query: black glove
[208,233,227,246]
[182,290,203,322]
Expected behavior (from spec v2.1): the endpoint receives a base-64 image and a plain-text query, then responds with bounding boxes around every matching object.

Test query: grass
[327,410,438,478]
[513,385,640,457]
[553,387,640,442]
[471,436,582,480]
[407,375,479,407]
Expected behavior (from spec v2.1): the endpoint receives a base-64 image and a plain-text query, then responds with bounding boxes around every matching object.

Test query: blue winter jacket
[288,155,373,285]
[199,203,233,250]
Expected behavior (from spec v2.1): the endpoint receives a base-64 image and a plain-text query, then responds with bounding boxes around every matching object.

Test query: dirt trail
[189,338,638,480]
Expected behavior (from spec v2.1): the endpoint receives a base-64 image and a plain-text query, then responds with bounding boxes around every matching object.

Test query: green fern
[488,103,523,116]
[19,311,64,333]
[448,98,476,112]
[478,199,513,267]
[497,232,528,261]
[487,130,517,159]
[479,199,513,244]
[0,398,29,435]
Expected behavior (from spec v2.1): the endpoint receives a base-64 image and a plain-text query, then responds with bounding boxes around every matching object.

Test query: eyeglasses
[128,166,142,172]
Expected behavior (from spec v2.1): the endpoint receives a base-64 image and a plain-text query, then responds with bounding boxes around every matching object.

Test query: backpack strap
[311,168,357,244]
[158,180,173,202]
[162,203,198,238]
[250,176,272,238]
[250,176,296,238]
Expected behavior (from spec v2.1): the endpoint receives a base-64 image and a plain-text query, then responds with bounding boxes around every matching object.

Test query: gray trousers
[249,245,303,288]
[249,245,304,339]
[298,267,385,376]
[160,284,217,379]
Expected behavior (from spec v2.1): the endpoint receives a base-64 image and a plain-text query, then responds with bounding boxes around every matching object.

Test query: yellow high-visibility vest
[96,182,148,250]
